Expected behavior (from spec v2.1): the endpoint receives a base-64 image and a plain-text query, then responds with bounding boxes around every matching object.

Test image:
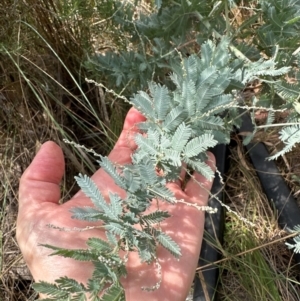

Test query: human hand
[17,107,215,301]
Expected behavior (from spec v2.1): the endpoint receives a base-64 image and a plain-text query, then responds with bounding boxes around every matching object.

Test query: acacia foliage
[33,0,300,300]
[34,37,292,300]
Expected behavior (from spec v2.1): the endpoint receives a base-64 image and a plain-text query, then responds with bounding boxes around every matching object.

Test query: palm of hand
[17,108,215,301]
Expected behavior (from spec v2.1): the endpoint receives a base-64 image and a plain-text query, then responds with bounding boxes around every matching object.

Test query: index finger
[73,107,146,199]
[108,107,146,162]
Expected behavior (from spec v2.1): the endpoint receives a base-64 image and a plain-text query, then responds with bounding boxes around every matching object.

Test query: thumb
[19,141,65,209]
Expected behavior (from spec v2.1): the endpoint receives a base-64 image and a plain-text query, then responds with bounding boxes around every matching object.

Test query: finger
[184,152,216,205]
[91,107,145,179]
[167,163,187,191]
[19,141,65,208]
[74,107,145,199]
[174,163,187,186]
[108,107,146,163]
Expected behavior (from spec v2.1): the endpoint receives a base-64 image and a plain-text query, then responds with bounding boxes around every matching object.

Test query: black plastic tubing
[239,111,300,266]
[193,144,227,301]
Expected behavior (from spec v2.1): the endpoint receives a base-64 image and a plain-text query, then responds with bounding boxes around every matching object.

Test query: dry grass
[0,1,125,300]
[217,137,300,300]
[1,1,300,301]
[0,96,38,300]
[190,126,300,300]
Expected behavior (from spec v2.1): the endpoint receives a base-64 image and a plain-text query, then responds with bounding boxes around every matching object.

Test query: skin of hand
[17,107,215,301]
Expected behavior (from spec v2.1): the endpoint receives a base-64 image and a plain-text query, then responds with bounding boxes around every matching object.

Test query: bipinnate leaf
[211,37,231,68]
[33,277,86,300]
[108,193,123,219]
[149,82,171,120]
[199,66,218,87]
[123,211,139,224]
[100,284,125,301]
[193,115,224,130]
[105,222,126,237]
[195,82,215,112]
[238,58,291,84]
[160,133,172,149]
[41,244,99,261]
[163,149,181,166]
[286,236,300,254]
[184,133,217,158]
[268,124,300,160]
[56,277,85,294]
[275,81,300,100]
[162,106,188,132]
[141,210,170,225]
[171,122,191,152]
[75,174,122,221]
[149,184,175,203]
[184,158,215,181]
[137,158,158,185]
[123,167,141,193]
[279,124,300,142]
[146,128,161,144]
[138,237,156,263]
[74,174,108,212]
[87,238,112,253]
[182,79,196,115]
[98,156,126,190]
[70,206,104,222]
[33,281,69,299]
[135,134,158,156]
[154,230,181,258]
[265,109,275,129]
[86,277,104,295]
[130,91,155,119]
[106,231,118,246]
[184,55,198,81]
[202,94,233,115]
[285,225,300,254]
[200,39,214,68]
